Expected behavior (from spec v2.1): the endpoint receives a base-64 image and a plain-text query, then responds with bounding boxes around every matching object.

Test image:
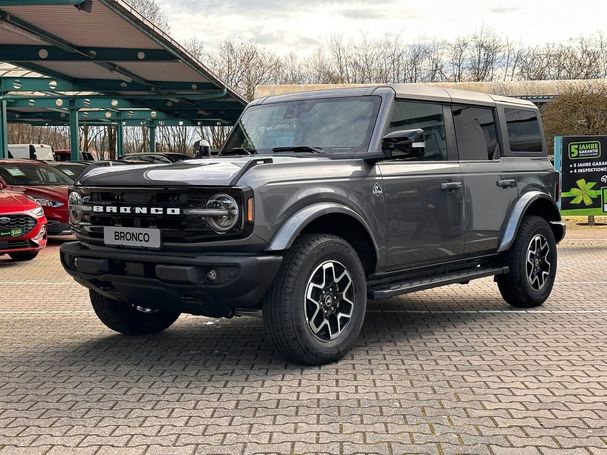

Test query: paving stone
[0,236,606,453]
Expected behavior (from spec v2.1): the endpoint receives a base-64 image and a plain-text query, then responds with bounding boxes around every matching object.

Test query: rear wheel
[263,234,367,365]
[9,251,39,262]
[90,290,180,335]
[497,216,557,308]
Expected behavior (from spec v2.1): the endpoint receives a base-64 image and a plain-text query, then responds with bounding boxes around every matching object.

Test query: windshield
[0,163,74,186]
[223,96,381,155]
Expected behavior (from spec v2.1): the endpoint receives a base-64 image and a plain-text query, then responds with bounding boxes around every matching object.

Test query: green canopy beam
[0,100,7,159]
[0,1,85,5]
[149,122,156,153]
[116,111,124,158]
[0,76,218,94]
[69,99,79,161]
[8,117,227,127]
[0,45,178,62]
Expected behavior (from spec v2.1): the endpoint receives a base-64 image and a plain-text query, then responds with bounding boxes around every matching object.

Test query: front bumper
[60,242,282,317]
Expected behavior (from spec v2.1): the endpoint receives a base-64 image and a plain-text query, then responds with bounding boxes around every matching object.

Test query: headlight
[32,197,64,208]
[29,206,45,218]
[68,191,83,224]
[205,194,239,233]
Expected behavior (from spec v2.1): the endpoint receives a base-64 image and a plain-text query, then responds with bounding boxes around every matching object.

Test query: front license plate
[0,227,22,238]
[104,227,161,249]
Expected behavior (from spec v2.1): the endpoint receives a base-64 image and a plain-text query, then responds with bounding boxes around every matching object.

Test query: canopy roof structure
[0,0,247,158]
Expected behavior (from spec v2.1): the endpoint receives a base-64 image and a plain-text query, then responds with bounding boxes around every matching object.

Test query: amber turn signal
[247,197,254,223]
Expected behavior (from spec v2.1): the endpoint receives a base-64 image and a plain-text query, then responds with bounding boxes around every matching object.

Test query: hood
[76,156,328,187]
[13,185,69,203]
[0,190,39,213]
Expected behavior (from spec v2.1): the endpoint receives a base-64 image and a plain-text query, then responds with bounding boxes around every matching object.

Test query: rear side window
[452,106,500,160]
[505,109,543,152]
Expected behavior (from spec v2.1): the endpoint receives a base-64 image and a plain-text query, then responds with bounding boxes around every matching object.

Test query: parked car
[61,85,565,365]
[54,149,96,161]
[120,153,190,163]
[8,144,54,161]
[50,162,90,180]
[0,160,72,235]
[0,188,47,261]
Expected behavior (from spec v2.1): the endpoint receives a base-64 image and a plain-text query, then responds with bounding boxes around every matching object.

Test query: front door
[378,100,465,270]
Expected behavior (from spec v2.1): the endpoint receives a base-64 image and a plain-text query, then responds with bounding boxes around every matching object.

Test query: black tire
[90,290,180,335]
[497,216,557,308]
[263,234,367,365]
[9,251,39,262]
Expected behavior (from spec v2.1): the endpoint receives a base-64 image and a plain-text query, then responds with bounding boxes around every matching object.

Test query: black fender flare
[498,190,564,253]
[265,202,380,257]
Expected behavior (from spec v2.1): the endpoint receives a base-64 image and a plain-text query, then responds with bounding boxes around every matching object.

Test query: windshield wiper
[271,146,324,154]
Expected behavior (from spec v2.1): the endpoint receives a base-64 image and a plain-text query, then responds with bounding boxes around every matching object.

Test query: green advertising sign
[555,135,607,216]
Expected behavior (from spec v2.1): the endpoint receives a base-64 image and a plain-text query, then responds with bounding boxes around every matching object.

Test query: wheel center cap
[324,295,333,307]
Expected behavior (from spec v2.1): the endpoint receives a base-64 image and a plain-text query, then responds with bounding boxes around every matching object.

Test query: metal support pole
[69,99,80,161]
[0,100,7,159]
[149,122,156,153]
[116,112,124,158]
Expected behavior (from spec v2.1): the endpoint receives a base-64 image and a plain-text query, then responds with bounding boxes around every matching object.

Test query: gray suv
[61,85,565,365]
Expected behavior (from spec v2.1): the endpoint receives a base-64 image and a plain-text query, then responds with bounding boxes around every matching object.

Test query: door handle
[440,181,463,191]
[496,179,517,188]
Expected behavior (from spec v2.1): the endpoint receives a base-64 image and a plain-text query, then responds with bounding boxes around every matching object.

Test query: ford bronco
[61,85,565,365]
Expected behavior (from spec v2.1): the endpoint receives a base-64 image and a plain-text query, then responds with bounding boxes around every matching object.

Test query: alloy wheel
[526,234,551,291]
[304,260,355,341]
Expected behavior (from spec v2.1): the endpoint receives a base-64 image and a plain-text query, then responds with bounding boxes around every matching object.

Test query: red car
[0,160,72,235]
[0,189,48,261]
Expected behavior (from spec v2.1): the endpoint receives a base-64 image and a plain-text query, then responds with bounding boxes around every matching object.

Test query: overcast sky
[161,0,607,55]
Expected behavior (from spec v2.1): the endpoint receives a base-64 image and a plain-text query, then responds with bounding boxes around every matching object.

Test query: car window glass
[0,164,73,185]
[505,109,542,152]
[452,106,500,160]
[224,96,381,155]
[386,101,447,161]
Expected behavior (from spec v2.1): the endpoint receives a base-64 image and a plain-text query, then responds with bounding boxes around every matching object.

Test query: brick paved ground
[0,225,606,455]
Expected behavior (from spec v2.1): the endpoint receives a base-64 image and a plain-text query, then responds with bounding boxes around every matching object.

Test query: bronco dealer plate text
[103,227,161,249]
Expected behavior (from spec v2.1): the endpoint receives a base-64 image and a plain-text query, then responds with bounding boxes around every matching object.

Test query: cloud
[488,6,523,13]
[161,0,607,57]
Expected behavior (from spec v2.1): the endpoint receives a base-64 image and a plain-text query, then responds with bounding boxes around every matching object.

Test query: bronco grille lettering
[92,205,181,215]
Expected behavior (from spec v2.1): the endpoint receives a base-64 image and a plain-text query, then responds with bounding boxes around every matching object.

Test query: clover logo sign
[562,179,600,206]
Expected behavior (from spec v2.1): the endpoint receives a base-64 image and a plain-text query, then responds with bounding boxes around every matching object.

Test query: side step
[368,266,509,300]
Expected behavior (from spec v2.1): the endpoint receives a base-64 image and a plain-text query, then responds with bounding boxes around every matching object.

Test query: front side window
[505,109,543,153]
[453,106,500,160]
[385,100,448,161]
[223,96,381,155]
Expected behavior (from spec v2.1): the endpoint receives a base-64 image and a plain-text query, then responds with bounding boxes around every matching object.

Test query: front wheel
[90,290,180,335]
[497,216,557,308]
[263,234,367,365]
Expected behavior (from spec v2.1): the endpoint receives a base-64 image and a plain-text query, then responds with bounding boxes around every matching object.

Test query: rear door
[454,105,519,255]
[378,99,465,270]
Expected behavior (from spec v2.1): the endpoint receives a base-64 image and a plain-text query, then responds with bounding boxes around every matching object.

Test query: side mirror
[0,178,7,190]
[382,128,425,159]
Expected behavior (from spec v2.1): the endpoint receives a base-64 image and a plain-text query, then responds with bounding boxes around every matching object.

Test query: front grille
[75,187,250,247]
[0,215,36,236]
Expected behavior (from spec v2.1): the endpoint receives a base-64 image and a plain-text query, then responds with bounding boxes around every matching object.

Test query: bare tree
[124,0,170,32]
[542,87,607,153]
